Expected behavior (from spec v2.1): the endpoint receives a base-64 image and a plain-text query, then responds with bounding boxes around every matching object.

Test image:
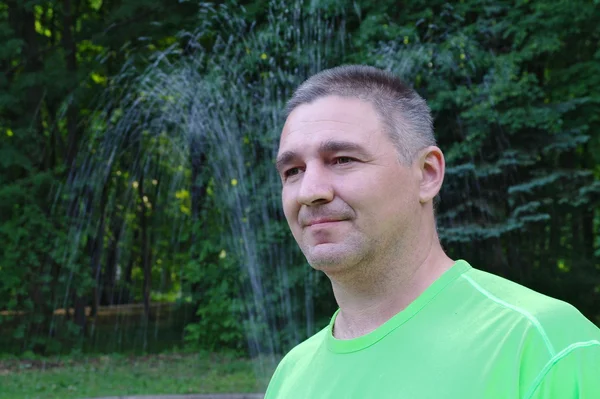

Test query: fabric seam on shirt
[523,340,600,399]
[461,274,556,356]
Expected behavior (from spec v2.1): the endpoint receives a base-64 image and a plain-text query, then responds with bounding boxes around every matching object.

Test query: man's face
[276,95,422,273]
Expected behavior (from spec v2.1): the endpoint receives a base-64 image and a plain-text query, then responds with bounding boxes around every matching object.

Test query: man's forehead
[279,97,380,147]
[277,125,375,159]
[284,95,378,127]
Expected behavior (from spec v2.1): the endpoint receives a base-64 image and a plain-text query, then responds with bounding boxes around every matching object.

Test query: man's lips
[305,218,344,227]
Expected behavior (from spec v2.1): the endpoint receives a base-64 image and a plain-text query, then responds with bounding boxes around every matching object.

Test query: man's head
[276,65,445,275]
[285,65,436,163]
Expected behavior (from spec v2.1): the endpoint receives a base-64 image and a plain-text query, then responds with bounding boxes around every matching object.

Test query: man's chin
[304,244,356,270]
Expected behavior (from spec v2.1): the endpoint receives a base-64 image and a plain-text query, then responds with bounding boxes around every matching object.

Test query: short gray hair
[286,65,435,163]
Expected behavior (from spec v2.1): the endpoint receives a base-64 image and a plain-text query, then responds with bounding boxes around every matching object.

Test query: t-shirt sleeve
[526,342,600,399]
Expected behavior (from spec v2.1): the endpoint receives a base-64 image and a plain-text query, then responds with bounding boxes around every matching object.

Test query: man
[265,65,600,398]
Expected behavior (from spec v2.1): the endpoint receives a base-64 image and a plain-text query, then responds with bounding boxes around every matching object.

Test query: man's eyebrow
[275,140,371,172]
[319,140,370,156]
[275,151,298,172]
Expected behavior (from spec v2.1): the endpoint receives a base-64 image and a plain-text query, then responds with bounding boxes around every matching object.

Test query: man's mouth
[305,218,344,227]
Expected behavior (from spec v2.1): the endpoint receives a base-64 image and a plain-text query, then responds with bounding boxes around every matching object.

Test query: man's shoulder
[463,267,588,319]
[462,266,600,348]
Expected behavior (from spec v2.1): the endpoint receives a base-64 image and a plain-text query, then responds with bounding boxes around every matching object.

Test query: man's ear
[417,146,445,204]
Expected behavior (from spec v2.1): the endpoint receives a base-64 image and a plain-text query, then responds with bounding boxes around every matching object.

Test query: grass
[0,352,275,399]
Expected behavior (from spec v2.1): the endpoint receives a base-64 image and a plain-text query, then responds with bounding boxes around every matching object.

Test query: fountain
[51,0,348,387]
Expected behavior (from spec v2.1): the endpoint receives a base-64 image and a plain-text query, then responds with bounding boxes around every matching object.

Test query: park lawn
[0,352,272,399]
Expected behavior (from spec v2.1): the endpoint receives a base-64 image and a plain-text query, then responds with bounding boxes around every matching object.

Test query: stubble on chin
[302,239,372,274]
[304,249,343,271]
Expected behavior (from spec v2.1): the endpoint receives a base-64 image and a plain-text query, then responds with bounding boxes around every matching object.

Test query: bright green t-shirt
[265,260,600,398]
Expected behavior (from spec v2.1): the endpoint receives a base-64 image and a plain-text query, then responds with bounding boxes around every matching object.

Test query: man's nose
[296,165,334,206]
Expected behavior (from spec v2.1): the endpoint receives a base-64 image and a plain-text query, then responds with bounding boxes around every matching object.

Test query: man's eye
[284,167,300,177]
[334,157,354,164]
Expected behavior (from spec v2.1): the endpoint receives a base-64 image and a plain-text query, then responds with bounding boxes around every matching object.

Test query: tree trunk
[190,137,208,238]
[103,222,121,306]
[138,172,152,320]
[581,208,595,260]
[21,3,44,132]
[46,4,64,171]
[90,179,110,317]
[63,0,79,168]
[73,292,87,334]
[189,136,207,298]
[102,155,123,306]
[13,0,54,351]
[121,226,139,305]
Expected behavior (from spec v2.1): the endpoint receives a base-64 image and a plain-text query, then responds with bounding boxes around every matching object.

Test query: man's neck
[330,243,454,340]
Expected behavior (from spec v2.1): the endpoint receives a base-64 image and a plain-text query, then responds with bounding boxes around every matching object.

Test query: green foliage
[0,0,598,360]
[182,220,246,353]
[0,169,72,352]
